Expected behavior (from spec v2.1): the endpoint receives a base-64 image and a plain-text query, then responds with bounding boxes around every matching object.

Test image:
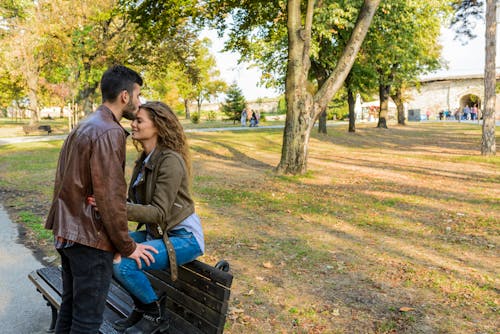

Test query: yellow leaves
[399,307,414,312]
[262,261,273,269]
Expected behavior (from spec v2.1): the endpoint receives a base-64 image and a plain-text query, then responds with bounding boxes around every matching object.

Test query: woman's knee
[113,258,137,278]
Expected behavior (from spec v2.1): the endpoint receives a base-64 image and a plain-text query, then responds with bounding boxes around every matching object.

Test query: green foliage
[191,113,200,124]
[277,95,287,114]
[206,110,217,121]
[364,0,451,89]
[221,84,246,122]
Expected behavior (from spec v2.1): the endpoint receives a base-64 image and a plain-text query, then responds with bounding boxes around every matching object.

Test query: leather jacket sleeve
[92,129,136,256]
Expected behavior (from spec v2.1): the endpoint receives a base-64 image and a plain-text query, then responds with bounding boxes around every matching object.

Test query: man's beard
[122,99,137,120]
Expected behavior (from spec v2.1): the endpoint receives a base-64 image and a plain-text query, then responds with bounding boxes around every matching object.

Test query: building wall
[406,76,500,120]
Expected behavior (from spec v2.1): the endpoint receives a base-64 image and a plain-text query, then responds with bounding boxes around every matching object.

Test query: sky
[204,20,490,101]
[426,22,487,78]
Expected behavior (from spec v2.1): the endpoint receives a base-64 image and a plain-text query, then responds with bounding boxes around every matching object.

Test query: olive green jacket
[127,147,194,280]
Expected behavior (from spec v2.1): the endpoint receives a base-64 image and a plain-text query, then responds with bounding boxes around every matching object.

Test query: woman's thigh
[129,231,148,243]
[168,229,203,266]
[116,231,202,272]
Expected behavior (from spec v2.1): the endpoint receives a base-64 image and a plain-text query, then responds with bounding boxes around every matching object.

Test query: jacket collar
[96,105,130,136]
[136,147,165,171]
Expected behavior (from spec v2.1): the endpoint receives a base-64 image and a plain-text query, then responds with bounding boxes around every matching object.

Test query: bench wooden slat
[28,270,61,310]
[163,308,205,334]
[105,281,135,317]
[149,267,231,304]
[182,261,233,287]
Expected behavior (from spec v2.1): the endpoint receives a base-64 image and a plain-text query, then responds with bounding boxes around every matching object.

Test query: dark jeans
[55,244,114,334]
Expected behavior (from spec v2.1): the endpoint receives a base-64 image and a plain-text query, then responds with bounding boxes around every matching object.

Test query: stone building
[405,74,500,120]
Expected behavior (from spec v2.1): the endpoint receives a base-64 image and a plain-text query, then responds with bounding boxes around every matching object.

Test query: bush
[207,111,217,121]
[191,113,200,124]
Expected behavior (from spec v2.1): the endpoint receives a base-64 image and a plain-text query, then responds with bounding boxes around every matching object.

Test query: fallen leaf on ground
[399,307,414,312]
[263,261,273,268]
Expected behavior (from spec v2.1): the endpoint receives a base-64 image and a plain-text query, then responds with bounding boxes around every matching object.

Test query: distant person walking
[45,65,158,334]
[249,110,258,127]
[471,105,478,120]
[462,105,471,120]
[241,108,247,126]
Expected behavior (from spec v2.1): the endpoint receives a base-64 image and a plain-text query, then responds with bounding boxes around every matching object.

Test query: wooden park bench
[22,124,52,135]
[28,260,233,334]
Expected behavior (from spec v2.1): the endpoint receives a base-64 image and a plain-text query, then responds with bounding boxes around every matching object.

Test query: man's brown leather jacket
[45,106,136,256]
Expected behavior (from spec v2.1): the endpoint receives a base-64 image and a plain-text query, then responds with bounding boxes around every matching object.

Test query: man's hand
[86,195,98,210]
[128,243,159,269]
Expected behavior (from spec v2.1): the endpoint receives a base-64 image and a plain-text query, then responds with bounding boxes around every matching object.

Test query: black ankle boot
[123,301,168,334]
[113,308,144,332]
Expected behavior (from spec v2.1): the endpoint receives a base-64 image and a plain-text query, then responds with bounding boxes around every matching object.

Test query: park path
[0,204,51,333]
[0,122,351,146]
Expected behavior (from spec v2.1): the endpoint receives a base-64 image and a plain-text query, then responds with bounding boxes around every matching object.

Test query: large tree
[278,0,379,173]
[451,0,496,156]
[127,0,380,174]
[482,0,496,155]
[221,83,246,123]
[0,1,42,123]
[0,0,145,119]
[362,0,447,128]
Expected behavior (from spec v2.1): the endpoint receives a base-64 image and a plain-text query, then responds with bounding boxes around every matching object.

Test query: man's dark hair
[100,65,143,103]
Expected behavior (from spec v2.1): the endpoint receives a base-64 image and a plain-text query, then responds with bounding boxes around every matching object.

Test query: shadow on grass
[316,123,483,154]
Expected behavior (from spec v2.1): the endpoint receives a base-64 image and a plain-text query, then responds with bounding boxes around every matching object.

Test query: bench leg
[47,302,58,333]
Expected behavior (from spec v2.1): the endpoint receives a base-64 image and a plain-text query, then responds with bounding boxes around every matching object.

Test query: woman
[113,101,205,334]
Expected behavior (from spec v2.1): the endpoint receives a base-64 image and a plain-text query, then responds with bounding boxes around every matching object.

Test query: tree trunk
[315,73,327,134]
[348,87,356,132]
[318,110,327,133]
[277,0,380,174]
[27,85,39,124]
[391,88,405,125]
[25,63,39,124]
[79,83,98,115]
[197,97,202,120]
[184,99,191,119]
[482,0,496,155]
[276,0,314,174]
[377,82,390,128]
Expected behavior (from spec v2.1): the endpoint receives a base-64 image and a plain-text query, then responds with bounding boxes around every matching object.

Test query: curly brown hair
[133,101,192,178]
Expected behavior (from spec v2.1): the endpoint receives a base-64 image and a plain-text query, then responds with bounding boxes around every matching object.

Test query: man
[45,65,158,334]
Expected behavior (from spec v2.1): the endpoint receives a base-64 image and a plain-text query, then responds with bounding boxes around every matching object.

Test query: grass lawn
[0,114,286,137]
[0,122,498,333]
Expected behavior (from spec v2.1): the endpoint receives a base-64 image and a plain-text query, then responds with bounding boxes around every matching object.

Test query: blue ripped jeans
[113,228,202,304]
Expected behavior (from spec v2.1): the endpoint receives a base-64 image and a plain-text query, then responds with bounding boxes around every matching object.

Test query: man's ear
[121,90,129,104]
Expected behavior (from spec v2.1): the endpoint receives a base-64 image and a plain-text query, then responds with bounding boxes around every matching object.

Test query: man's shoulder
[77,109,125,139]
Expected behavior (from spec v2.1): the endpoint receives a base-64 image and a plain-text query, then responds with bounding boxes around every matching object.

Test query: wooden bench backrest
[147,260,233,334]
